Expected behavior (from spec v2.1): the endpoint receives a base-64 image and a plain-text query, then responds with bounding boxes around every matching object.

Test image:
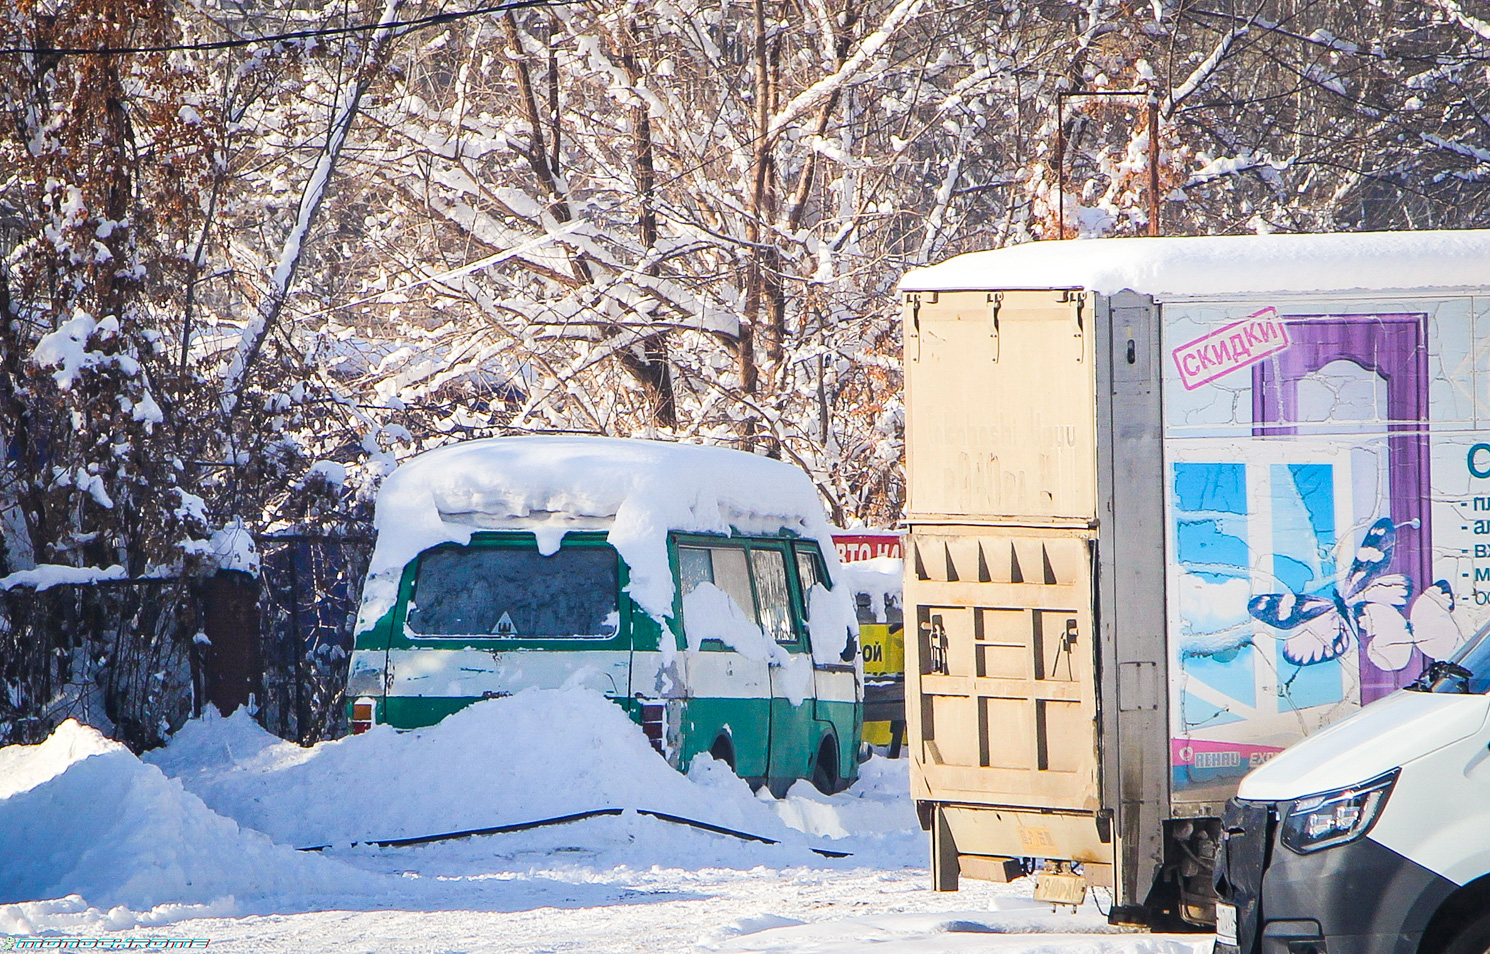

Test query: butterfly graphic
[1247,518,1464,671]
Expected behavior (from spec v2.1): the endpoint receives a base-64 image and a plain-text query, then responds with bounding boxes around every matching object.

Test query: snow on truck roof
[899,229,1490,298]
[356,436,840,631]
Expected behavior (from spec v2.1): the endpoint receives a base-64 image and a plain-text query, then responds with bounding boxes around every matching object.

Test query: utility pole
[1147,90,1161,237]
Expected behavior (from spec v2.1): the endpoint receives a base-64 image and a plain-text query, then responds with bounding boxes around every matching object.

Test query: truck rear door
[903,289,1110,888]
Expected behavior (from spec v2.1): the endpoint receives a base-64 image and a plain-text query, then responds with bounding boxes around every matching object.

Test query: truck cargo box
[898,229,1490,927]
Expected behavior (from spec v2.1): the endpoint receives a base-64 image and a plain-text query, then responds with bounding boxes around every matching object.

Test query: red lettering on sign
[1171,307,1290,391]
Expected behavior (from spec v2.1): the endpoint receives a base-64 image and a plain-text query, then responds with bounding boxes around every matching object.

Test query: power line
[0,0,578,56]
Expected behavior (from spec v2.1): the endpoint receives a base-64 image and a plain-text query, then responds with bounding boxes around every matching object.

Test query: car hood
[1237,690,1490,802]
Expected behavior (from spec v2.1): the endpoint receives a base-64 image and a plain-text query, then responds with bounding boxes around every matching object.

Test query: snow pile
[900,229,1490,298]
[0,721,355,914]
[0,691,933,937]
[704,900,1217,954]
[768,755,917,841]
[358,436,846,629]
[145,687,816,850]
[0,704,1207,954]
[0,719,123,798]
[683,582,786,661]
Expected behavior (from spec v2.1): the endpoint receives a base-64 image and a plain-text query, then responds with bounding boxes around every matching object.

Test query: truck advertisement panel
[1162,296,1490,802]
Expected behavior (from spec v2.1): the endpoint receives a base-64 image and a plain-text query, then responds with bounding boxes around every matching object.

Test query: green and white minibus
[345,436,863,794]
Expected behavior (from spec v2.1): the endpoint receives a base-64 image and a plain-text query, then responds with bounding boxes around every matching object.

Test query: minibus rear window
[406,545,620,639]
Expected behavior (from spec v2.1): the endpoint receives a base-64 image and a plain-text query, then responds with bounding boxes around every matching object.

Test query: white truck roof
[357,436,839,629]
[899,229,1490,299]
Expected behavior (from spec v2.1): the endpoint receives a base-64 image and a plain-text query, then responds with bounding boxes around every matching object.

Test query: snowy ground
[0,689,1216,954]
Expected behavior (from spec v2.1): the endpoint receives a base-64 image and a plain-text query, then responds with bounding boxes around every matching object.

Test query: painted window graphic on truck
[1163,304,1487,798]
[1170,461,1357,791]
[1172,461,1255,736]
[1248,517,1462,674]
[1253,313,1434,680]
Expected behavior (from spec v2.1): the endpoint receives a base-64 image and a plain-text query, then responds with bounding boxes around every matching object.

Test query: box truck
[897,229,1490,928]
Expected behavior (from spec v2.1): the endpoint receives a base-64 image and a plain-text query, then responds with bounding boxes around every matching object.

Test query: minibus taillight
[639,702,665,754]
[351,696,376,734]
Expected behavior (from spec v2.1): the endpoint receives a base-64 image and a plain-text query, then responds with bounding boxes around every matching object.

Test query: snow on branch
[0,564,127,592]
[1421,132,1490,166]
[1165,20,1250,116]
[766,0,926,142]
[1432,0,1490,41]
[1184,150,1289,188]
[221,0,407,411]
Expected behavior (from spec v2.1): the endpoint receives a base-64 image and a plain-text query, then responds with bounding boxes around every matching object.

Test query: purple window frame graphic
[1252,314,1430,701]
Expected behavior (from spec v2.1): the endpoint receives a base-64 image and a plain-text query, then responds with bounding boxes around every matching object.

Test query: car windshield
[1410,618,1490,694]
[405,544,620,639]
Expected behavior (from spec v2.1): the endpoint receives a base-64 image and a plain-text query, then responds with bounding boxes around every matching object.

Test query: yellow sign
[860,623,904,676]
[861,621,905,746]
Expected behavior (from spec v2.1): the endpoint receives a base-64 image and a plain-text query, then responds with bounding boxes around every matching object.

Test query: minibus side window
[795,549,826,620]
[709,547,758,624]
[795,551,821,593]
[750,549,796,645]
[677,546,715,597]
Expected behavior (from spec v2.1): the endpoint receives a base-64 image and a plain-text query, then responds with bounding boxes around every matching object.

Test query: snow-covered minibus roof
[356,436,839,630]
[899,229,1490,299]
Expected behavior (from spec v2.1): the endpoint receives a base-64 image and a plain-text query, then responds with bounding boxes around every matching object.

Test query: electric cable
[1091,884,1112,917]
[295,806,854,858]
[0,0,581,56]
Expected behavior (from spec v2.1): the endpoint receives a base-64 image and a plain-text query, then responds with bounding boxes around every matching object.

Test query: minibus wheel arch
[709,733,736,771]
[811,733,840,795]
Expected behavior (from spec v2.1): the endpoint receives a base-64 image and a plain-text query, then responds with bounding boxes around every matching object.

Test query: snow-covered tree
[6,0,1490,747]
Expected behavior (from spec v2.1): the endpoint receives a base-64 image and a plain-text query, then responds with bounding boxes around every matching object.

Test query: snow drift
[0,721,354,913]
[145,686,819,850]
[1,689,920,933]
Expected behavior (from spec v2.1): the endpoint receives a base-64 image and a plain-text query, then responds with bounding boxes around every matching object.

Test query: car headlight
[1280,769,1398,854]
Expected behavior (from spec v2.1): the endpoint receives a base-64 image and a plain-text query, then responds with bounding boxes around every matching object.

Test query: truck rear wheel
[1444,910,1490,954]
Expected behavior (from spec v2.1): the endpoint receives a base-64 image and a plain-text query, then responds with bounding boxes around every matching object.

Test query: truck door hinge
[1070,294,1085,362]
[907,293,922,361]
[1054,290,1090,357]
[987,292,1002,362]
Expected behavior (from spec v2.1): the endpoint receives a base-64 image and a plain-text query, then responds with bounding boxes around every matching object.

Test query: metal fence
[0,578,198,750]
[258,534,371,745]
[0,534,371,751]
